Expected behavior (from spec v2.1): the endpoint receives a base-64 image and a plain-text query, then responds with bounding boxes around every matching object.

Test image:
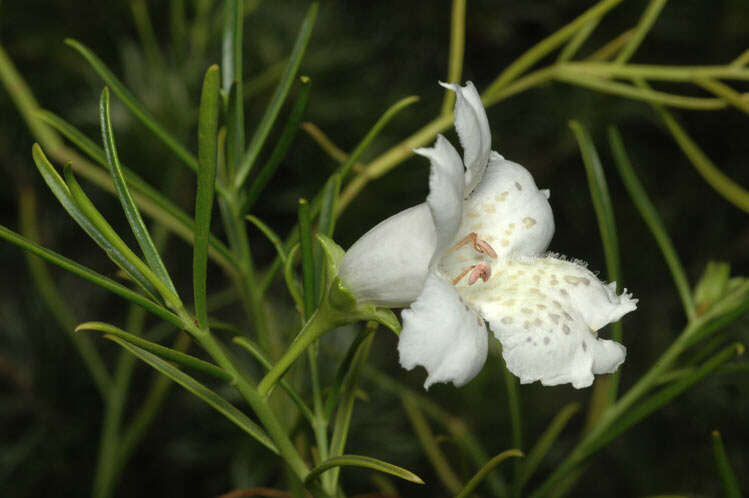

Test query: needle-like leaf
[234,2,318,188]
[100,87,177,294]
[105,335,278,454]
[77,321,232,381]
[194,65,221,329]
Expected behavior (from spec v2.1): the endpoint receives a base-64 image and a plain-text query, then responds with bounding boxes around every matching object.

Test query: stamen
[468,262,491,285]
[451,232,498,259]
[453,265,475,285]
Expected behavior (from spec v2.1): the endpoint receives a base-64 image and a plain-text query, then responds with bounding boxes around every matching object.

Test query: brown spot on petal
[563,325,571,335]
[549,313,560,324]
[521,307,533,314]
[515,182,523,191]
[522,217,537,228]
[496,191,509,202]
[501,317,513,325]
[536,304,546,310]
[564,276,581,285]
[467,209,481,218]
[482,203,496,214]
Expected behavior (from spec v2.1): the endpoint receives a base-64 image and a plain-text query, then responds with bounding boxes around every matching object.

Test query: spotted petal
[458,256,635,388]
[439,154,555,281]
[441,81,491,196]
[399,273,489,388]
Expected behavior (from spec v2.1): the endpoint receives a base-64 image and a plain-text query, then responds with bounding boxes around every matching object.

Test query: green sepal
[329,277,357,311]
[316,233,345,285]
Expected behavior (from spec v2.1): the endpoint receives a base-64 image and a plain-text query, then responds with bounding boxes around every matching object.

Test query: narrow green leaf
[33,110,235,268]
[304,454,424,487]
[485,0,624,96]
[522,403,581,484]
[326,328,376,492]
[63,163,179,306]
[77,321,232,382]
[589,343,744,457]
[259,95,420,294]
[402,393,463,495]
[226,82,245,179]
[456,449,524,498]
[221,0,243,93]
[32,144,158,300]
[644,89,749,213]
[316,174,341,299]
[298,198,316,320]
[194,65,221,329]
[324,330,368,420]
[608,127,697,321]
[283,244,304,313]
[234,2,318,188]
[613,0,668,64]
[569,121,624,403]
[336,95,419,183]
[0,224,182,328]
[557,17,601,63]
[246,214,287,263]
[100,87,177,294]
[317,173,341,239]
[712,431,743,498]
[65,39,201,176]
[242,75,311,214]
[232,336,315,423]
[105,335,278,454]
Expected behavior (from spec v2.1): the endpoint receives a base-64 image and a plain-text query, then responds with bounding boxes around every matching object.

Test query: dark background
[1,1,747,496]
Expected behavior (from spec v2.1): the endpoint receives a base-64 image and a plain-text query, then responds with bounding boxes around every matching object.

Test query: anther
[468,262,492,285]
[453,265,475,285]
[451,232,498,259]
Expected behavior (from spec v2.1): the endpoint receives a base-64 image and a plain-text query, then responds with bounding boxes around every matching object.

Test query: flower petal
[438,153,554,281]
[458,256,633,388]
[339,203,436,307]
[399,273,489,389]
[415,134,465,261]
[441,81,491,196]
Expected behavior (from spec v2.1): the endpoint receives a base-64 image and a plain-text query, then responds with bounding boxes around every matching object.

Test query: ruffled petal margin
[399,273,489,389]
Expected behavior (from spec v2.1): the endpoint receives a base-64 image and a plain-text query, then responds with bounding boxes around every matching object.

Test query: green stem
[441,0,466,114]
[258,303,348,397]
[188,326,328,496]
[486,0,623,95]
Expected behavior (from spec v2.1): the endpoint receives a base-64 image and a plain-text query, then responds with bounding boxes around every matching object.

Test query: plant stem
[258,303,348,397]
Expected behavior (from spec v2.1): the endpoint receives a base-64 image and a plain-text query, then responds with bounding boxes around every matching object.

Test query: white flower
[339,82,637,389]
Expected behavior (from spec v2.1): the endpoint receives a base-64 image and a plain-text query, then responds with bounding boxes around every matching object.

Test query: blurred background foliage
[0,0,747,496]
